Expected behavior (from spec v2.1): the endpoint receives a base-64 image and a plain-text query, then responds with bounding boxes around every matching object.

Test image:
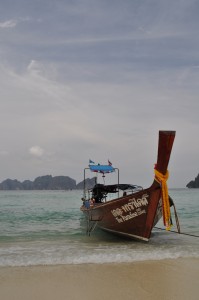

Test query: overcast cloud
[0,0,199,188]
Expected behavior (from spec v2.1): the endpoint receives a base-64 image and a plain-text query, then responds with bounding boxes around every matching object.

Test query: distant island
[0,175,96,190]
[186,173,199,188]
[1,173,199,190]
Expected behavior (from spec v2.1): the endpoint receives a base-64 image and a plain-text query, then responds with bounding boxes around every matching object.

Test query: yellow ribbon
[154,168,172,230]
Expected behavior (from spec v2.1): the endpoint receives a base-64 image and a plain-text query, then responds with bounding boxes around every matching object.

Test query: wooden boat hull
[81,182,162,241]
[81,131,175,241]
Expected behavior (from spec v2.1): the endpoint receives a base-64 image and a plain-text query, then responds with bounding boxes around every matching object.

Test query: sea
[0,189,198,267]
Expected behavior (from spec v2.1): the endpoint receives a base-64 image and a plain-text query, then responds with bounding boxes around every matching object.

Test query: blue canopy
[89,164,115,173]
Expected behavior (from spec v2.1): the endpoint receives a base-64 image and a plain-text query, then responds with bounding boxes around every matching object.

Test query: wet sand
[0,258,198,300]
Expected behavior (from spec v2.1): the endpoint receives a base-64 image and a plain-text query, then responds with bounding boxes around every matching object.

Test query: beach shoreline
[0,257,198,300]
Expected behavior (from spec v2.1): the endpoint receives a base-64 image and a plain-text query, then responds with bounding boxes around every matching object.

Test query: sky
[0,0,199,188]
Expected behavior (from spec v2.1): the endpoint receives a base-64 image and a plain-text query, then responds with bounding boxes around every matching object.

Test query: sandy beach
[0,258,198,300]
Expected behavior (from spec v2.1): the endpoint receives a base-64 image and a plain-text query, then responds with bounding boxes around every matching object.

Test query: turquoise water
[0,189,198,266]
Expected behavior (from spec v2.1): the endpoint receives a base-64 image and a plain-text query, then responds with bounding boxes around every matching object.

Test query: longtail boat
[80,131,179,241]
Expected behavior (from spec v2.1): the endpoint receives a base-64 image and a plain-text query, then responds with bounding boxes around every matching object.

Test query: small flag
[108,160,112,166]
[89,159,95,164]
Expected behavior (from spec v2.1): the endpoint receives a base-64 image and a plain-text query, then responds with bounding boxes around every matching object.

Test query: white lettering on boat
[111,193,149,223]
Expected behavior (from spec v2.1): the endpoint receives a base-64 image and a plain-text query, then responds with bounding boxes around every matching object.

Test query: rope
[172,200,181,233]
[154,226,199,238]
[154,168,171,230]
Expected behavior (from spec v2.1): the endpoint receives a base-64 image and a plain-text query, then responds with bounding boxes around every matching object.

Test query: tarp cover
[89,164,115,173]
[93,184,141,193]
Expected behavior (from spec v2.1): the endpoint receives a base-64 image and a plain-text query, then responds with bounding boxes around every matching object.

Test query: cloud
[0,150,9,156]
[27,59,45,77]
[0,19,17,28]
[29,146,44,157]
[0,1,199,187]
